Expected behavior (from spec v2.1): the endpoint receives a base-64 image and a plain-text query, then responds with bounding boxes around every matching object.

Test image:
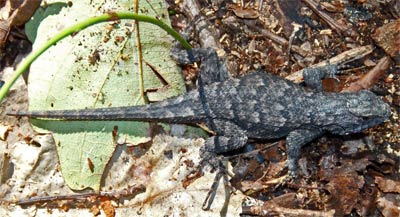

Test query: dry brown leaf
[373,19,400,60]
[325,175,362,215]
[343,56,391,92]
[100,200,115,217]
[229,4,259,19]
[0,0,40,48]
[8,0,40,26]
[0,124,11,140]
[377,196,400,217]
[375,176,400,193]
[90,205,101,216]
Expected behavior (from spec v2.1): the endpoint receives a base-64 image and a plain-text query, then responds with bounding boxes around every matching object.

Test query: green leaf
[26,0,185,190]
[25,2,69,43]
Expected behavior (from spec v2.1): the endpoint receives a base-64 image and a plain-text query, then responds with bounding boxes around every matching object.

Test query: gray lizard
[8,48,391,183]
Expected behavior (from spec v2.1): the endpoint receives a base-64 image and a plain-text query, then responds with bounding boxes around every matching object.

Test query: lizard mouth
[328,115,388,136]
[348,116,388,135]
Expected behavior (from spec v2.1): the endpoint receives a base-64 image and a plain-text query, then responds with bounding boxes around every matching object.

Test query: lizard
[7,47,391,206]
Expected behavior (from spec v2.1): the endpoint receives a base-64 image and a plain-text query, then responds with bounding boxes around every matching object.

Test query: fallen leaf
[0,135,71,204]
[90,205,101,216]
[229,4,259,19]
[343,56,391,92]
[0,124,11,140]
[27,0,186,190]
[375,176,400,193]
[325,175,362,215]
[372,19,400,61]
[100,199,115,217]
[377,195,400,217]
[8,0,41,26]
[0,0,40,48]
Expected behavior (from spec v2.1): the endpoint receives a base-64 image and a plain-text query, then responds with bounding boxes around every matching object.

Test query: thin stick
[302,0,358,37]
[285,45,374,83]
[7,185,146,206]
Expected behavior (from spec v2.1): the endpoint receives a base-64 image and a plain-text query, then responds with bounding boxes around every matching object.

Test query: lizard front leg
[286,128,324,176]
[303,64,340,91]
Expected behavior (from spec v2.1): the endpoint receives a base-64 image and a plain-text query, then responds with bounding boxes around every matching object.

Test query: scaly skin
[8,48,391,176]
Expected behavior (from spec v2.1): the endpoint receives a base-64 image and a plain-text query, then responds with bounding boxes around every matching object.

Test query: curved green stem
[0,12,191,103]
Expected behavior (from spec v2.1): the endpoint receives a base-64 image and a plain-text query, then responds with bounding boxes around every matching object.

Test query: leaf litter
[1,0,400,216]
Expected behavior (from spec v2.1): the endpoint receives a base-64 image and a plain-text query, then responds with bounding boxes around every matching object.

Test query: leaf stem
[0,12,191,103]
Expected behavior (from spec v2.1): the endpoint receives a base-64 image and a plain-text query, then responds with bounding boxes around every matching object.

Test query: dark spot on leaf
[164,150,173,159]
[87,158,94,173]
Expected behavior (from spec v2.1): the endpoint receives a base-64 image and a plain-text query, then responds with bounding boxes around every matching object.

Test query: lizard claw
[201,160,234,211]
[197,150,233,210]
[202,168,227,210]
[273,171,296,189]
[272,160,299,188]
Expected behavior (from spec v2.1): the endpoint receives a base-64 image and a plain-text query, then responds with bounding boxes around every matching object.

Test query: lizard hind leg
[201,163,232,211]
[171,47,230,85]
[196,47,230,85]
[199,119,248,172]
[199,135,247,211]
[199,135,247,172]
[198,121,248,210]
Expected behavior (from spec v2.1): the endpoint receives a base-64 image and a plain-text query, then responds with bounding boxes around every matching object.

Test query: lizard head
[328,90,391,135]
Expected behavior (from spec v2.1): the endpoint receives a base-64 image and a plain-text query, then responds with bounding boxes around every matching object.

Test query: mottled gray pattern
[8,48,391,175]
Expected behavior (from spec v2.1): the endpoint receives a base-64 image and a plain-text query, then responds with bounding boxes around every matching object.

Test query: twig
[246,21,316,57]
[302,0,358,37]
[242,202,335,216]
[7,185,146,206]
[285,45,374,83]
[251,25,289,47]
[183,0,220,49]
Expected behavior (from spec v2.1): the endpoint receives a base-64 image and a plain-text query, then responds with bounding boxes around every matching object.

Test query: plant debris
[0,0,399,216]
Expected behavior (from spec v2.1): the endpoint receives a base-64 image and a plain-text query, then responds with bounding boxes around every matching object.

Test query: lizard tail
[7,94,207,124]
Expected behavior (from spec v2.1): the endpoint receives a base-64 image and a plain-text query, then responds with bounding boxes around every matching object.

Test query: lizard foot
[273,173,296,189]
[197,130,248,209]
[201,166,231,210]
[198,149,233,210]
[272,159,300,188]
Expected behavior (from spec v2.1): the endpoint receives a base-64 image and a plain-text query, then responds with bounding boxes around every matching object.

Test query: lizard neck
[311,92,352,130]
